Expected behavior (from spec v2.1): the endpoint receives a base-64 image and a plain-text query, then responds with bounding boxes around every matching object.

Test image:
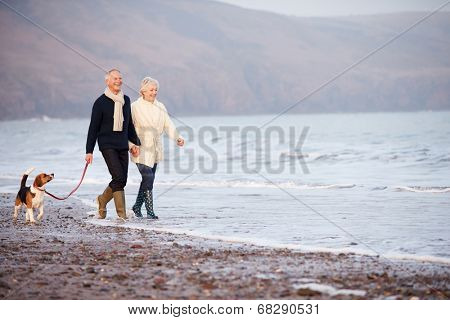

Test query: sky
[215,0,450,17]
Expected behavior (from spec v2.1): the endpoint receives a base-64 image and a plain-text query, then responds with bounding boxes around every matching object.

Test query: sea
[1,111,449,263]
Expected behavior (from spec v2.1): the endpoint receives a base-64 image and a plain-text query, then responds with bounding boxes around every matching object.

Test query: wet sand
[0,193,448,299]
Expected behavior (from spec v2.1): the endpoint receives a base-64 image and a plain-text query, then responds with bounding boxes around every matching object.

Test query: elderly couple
[85,69,184,220]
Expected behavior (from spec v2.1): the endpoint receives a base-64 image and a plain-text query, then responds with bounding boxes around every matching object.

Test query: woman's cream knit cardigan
[129,97,182,167]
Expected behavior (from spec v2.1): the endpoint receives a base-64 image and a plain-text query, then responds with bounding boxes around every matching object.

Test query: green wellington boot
[132,187,144,218]
[96,186,113,219]
[143,189,158,219]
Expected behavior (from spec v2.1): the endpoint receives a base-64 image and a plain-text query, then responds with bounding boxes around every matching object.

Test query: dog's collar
[31,184,45,192]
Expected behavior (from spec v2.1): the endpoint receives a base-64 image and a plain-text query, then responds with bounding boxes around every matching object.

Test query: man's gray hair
[140,76,160,96]
[105,68,121,81]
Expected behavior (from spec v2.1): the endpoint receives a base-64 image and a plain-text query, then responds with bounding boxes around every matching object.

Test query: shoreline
[0,193,448,299]
[87,218,450,265]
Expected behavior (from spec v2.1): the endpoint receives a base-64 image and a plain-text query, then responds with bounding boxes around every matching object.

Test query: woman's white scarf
[104,87,125,131]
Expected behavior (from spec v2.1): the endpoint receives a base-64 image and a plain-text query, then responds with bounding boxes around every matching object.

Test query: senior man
[85,69,140,219]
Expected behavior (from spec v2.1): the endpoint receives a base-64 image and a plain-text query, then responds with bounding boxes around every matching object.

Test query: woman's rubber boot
[113,190,128,220]
[132,188,144,218]
[144,190,158,220]
[96,186,113,219]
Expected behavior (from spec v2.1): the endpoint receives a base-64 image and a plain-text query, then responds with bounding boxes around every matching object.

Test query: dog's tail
[21,167,35,188]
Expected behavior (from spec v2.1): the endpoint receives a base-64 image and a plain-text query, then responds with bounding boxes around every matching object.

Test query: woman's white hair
[140,76,160,96]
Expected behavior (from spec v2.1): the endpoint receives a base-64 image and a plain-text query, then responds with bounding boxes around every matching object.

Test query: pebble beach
[0,193,448,300]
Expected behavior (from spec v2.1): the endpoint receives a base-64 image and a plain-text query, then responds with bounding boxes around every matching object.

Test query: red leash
[44,163,89,200]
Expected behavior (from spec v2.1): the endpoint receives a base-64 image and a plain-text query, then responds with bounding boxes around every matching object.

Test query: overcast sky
[215,0,450,17]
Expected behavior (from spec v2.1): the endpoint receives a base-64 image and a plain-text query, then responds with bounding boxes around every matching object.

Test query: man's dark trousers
[101,148,129,192]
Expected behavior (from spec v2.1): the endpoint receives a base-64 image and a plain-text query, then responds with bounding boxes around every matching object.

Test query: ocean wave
[30,115,62,122]
[86,217,450,265]
[156,180,357,190]
[72,196,97,208]
[0,174,110,190]
[277,149,450,165]
[395,186,450,193]
[0,173,357,191]
[279,151,338,161]
[371,186,388,191]
[279,151,309,159]
[53,177,107,185]
[279,151,373,163]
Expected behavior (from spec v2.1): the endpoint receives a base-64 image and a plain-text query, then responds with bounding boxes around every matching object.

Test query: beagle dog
[14,167,54,223]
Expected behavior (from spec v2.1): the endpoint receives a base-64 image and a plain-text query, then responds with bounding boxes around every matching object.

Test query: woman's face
[142,83,158,102]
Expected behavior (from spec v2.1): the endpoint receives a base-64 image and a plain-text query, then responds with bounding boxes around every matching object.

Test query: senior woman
[129,77,184,219]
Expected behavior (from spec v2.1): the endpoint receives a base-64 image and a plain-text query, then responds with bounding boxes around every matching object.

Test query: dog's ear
[34,174,44,187]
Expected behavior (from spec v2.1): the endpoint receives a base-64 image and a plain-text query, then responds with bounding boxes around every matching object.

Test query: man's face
[106,71,122,93]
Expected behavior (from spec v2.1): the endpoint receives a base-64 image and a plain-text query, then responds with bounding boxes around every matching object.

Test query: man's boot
[96,186,113,219]
[113,190,127,219]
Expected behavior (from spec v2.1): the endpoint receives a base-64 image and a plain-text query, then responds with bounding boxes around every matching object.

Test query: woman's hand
[177,138,184,147]
[130,146,140,157]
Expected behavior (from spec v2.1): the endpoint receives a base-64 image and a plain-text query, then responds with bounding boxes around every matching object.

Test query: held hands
[129,139,181,158]
[130,146,140,157]
[85,153,93,164]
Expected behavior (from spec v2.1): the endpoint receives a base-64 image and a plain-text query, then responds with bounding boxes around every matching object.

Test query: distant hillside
[0,0,449,120]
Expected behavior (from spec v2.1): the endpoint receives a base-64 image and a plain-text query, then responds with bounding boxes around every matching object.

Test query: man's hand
[130,146,140,157]
[177,138,185,147]
[85,153,93,164]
